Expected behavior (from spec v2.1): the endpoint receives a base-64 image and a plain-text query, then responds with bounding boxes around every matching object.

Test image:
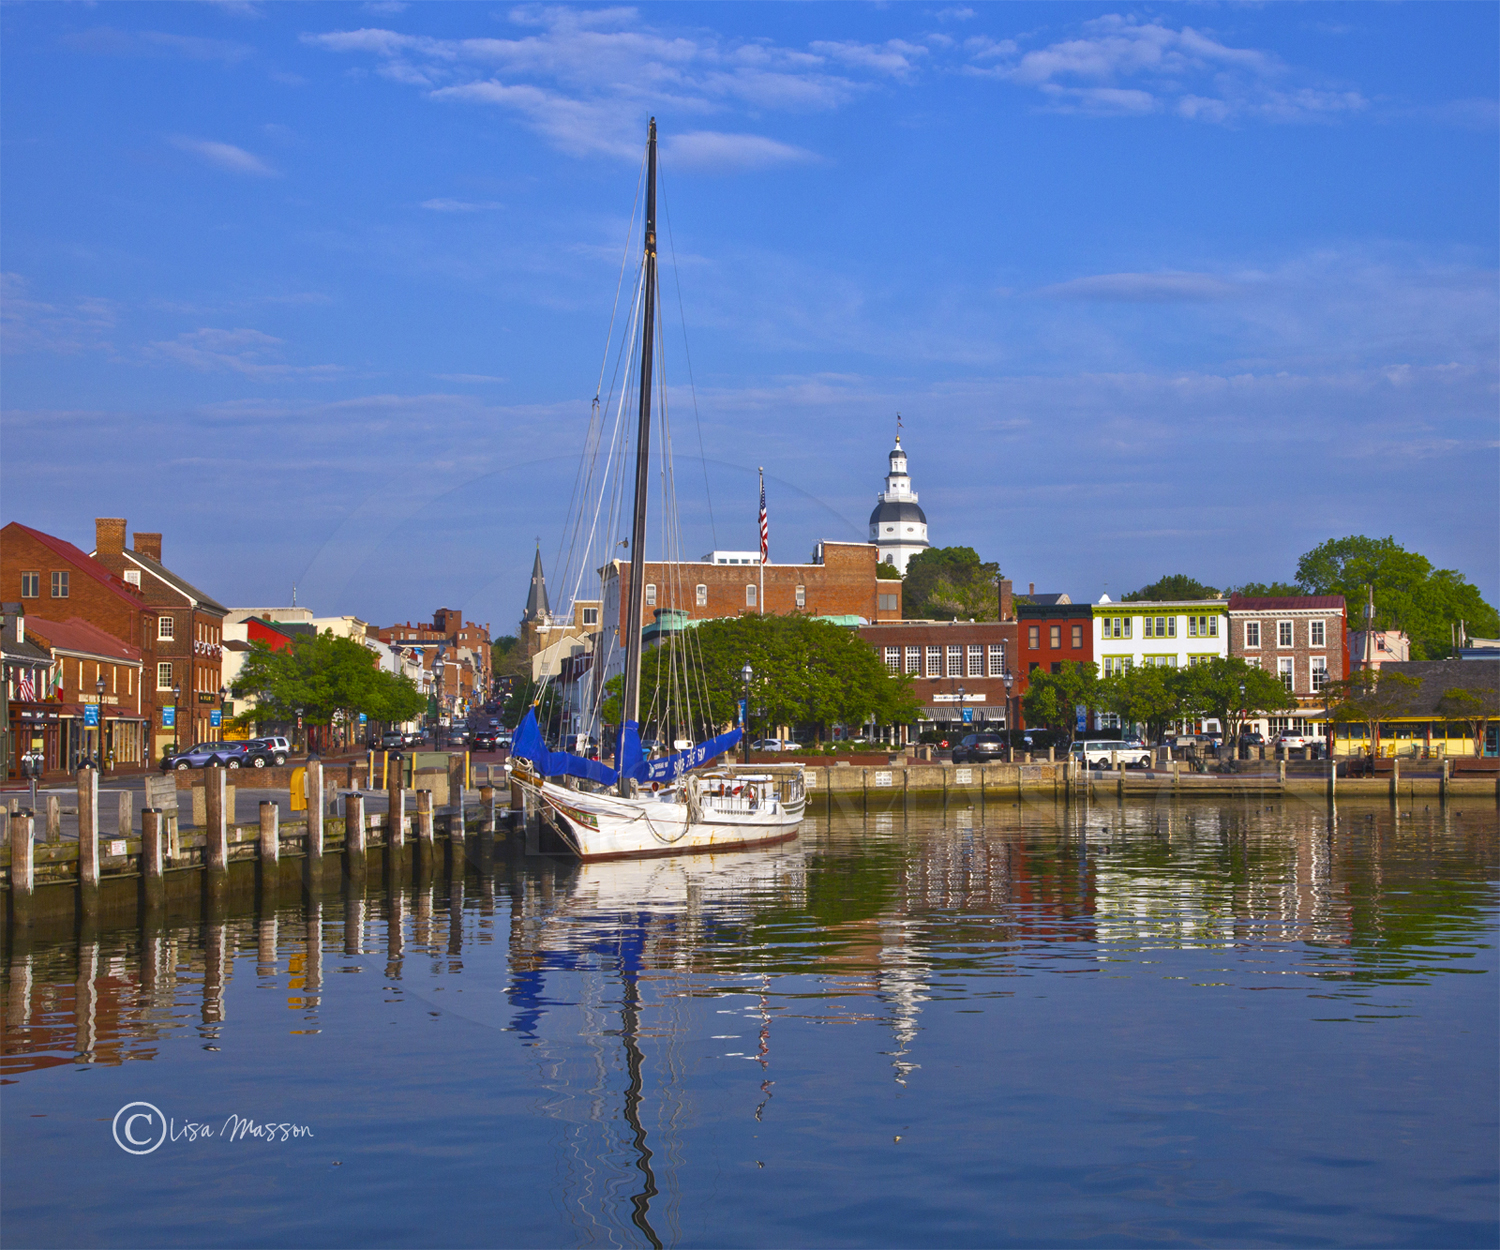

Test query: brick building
[2,522,157,773]
[89,519,228,760]
[24,615,146,771]
[1017,597,1091,681]
[857,618,1019,733]
[1228,594,1348,738]
[376,607,492,718]
[597,541,900,693]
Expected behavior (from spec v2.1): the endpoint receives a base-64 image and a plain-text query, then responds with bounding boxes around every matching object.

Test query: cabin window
[645,584,656,607]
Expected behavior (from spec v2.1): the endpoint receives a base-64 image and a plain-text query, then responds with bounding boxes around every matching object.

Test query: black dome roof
[869,499,927,526]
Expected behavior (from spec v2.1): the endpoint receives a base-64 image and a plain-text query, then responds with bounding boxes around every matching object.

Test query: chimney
[998,579,1013,621]
[95,518,127,557]
[134,532,162,562]
[1028,582,1035,597]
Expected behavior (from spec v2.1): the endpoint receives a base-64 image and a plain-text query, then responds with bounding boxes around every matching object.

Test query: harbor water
[3,797,1496,1248]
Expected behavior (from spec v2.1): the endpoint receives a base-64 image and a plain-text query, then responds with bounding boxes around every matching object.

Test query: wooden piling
[77,767,99,888]
[45,793,60,844]
[10,810,35,919]
[141,809,164,906]
[1278,759,1286,790]
[388,769,406,851]
[258,801,279,864]
[1391,756,1400,802]
[417,789,434,844]
[345,792,366,855]
[306,757,324,855]
[205,768,229,873]
[479,785,495,835]
[116,789,132,838]
[1440,757,1450,800]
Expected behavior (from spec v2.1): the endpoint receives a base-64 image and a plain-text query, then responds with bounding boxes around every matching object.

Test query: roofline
[6,522,145,609]
[116,550,228,615]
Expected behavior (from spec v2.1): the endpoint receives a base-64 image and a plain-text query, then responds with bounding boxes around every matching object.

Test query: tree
[1177,657,1296,745]
[1436,686,1498,758]
[875,562,902,580]
[1098,664,1183,744]
[1021,662,1100,747]
[230,630,425,731]
[599,614,921,743]
[1322,668,1422,755]
[491,634,529,681]
[902,547,1000,621]
[1122,574,1219,601]
[1225,581,1301,598]
[1296,535,1499,660]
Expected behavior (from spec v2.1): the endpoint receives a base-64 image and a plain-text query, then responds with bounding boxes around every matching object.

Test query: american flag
[17,668,35,702]
[758,469,769,563]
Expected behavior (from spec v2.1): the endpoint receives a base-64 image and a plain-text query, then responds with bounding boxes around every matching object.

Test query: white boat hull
[517,769,804,862]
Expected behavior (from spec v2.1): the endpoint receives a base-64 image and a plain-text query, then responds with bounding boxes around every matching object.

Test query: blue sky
[3,1,1496,632]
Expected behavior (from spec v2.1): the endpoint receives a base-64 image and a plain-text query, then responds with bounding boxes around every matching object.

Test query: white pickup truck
[1069,739,1153,770]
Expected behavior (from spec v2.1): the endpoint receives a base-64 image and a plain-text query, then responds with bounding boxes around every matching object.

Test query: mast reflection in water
[3,802,1496,1249]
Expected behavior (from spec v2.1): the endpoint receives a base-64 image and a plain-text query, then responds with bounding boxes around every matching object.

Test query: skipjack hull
[518,768,804,862]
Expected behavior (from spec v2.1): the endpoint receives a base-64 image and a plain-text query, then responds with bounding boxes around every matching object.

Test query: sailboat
[510,118,805,862]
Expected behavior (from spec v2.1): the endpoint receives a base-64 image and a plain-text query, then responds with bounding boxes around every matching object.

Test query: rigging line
[659,169,718,551]
[594,144,649,407]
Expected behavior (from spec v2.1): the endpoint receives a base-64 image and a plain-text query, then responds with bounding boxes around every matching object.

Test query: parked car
[446,727,470,746]
[1275,731,1319,752]
[1069,739,1153,770]
[250,735,290,765]
[1238,731,1266,746]
[750,738,787,752]
[472,730,502,750]
[951,733,1006,763]
[374,731,406,751]
[161,741,254,771]
[494,732,513,750]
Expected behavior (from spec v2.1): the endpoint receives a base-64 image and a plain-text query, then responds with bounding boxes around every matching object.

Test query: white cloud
[146,328,341,377]
[63,27,253,61]
[1,273,118,356]
[1039,272,1240,302]
[170,137,279,177]
[663,131,817,171]
[421,198,504,212]
[808,39,928,78]
[973,14,1367,124]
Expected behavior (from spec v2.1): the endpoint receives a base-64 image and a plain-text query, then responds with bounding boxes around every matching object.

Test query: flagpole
[758,467,766,616]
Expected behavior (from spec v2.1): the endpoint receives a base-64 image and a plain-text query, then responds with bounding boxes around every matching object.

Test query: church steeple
[522,547,550,624]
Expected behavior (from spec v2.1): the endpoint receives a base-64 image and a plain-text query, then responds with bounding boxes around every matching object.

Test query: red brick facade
[1016,604,1095,690]
[607,541,901,629]
[857,619,1018,726]
[1227,595,1348,729]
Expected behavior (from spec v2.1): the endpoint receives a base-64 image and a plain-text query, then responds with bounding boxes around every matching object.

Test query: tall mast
[619,118,657,791]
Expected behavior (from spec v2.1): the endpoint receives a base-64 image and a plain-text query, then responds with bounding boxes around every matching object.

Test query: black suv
[951,733,1006,763]
[472,730,501,751]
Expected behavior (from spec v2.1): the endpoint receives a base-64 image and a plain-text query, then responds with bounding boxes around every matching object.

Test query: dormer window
[124,569,141,586]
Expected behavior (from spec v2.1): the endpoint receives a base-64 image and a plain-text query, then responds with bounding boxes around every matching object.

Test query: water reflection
[2,799,1496,1248]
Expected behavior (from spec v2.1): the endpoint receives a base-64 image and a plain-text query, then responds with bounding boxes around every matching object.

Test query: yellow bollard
[289,766,307,812]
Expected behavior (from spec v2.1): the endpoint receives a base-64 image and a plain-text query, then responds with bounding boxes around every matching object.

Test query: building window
[1071,624,1083,649]
[157,662,173,690]
[968,645,983,677]
[1209,616,1218,637]
[695,585,707,607]
[1050,662,1062,674]
[1310,657,1328,692]
[582,606,599,625]
[988,644,1005,676]
[905,645,921,674]
[1102,657,1131,677]
[795,585,806,609]
[1028,661,1039,673]
[1278,657,1294,690]
[1245,621,1260,648]
[21,572,39,598]
[50,571,69,598]
[1189,615,1220,638]
[746,584,756,608]
[926,645,941,675]
[158,616,175,640]
[1278,621,1293,647]
[885,647,901,674]
[1102,616,1131,639]
[946,644,962,677]
[879,594,899,611]
[1049,625,1061,649]
[645,584,657,607]
[1310,620,1326,647]
[1027,625,1039,649]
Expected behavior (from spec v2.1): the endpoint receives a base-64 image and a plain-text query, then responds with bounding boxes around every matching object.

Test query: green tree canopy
[1436,686,1499,758]
[1225,580,1302,598]
[1324,668,1423,750]
[600,614,921,743]
[231,630,426,730]
[1122,574,1220,601]
[1177,657,1297,742]
[903,546,1000,620]
[1295,535,1498,659]
[1098,664,1182,744]
[1021,661,1100,746]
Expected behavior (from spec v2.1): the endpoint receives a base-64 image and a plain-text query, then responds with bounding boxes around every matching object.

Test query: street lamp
[435,646,448,741]
[1003,670,1014,758]
[1237,679,1246,768]
[741,663,753,764]
[172,682,181,755]
[94,675,106,769]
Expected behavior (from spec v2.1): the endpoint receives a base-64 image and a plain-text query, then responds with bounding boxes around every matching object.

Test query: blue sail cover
[636,727,742,783]
[512,709,619,787]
